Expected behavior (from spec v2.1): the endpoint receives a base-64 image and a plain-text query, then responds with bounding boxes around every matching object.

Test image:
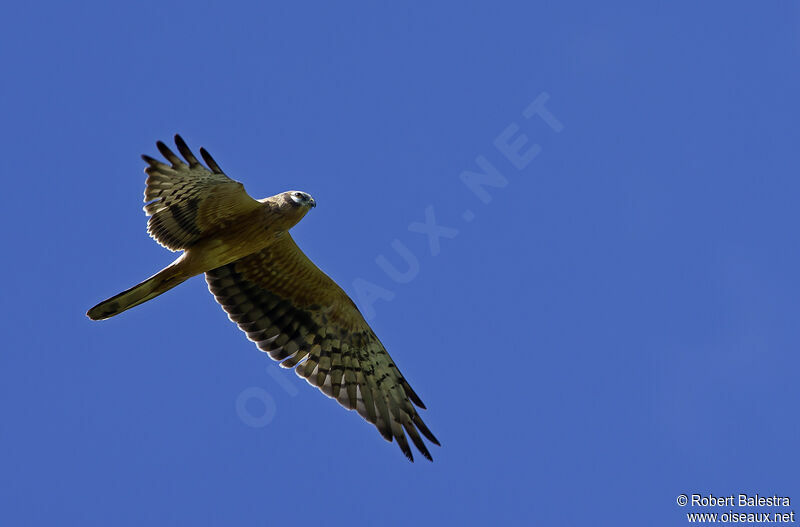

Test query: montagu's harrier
[87,135,439,461]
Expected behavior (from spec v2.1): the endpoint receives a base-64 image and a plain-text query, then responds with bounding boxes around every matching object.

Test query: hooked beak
[309,197,316,208]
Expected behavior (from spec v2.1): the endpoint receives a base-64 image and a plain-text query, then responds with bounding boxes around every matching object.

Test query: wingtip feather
[173,134,200,166]
[199,146,224,173]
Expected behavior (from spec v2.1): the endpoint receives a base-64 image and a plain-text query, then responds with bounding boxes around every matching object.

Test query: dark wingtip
[416,442,433,462]
[173,134,188,152]
[199,146,223,173]
[156,140,182,166]
[402,380,426,408]
[412,414,440,446]
[173,134,200,166]
[404,422,434,461]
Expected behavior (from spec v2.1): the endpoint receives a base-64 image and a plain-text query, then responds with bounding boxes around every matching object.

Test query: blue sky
[2,2,799,525]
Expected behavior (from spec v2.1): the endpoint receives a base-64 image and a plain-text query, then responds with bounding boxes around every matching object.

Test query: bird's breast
[182,208,285,274]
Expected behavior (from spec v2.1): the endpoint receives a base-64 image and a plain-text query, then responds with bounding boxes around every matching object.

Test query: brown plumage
[87,135,439,461]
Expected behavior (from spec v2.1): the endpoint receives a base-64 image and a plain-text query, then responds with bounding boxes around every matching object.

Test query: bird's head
[265,190,316,229]
[286,190,316,209]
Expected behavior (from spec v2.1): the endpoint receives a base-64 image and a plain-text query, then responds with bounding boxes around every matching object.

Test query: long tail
[87,258,191,320]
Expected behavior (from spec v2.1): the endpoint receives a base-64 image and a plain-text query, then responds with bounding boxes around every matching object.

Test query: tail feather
[87,261,189,320]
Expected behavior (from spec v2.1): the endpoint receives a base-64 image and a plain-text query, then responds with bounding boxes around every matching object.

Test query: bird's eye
[294,192,304,199]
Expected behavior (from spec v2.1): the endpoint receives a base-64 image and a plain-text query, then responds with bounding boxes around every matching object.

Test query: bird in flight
[87,135,439,461]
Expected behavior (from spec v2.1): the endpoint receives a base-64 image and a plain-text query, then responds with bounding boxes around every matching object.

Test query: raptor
[87,135,439,461]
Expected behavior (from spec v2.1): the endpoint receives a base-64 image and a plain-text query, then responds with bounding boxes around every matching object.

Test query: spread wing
[205,234,440,461]
[142,135,261,251]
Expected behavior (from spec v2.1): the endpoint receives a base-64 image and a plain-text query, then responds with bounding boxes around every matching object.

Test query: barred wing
[142,135,261,251]
[205,234,439,461]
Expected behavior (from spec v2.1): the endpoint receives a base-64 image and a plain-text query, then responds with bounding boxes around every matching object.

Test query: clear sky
[2,2,799,526]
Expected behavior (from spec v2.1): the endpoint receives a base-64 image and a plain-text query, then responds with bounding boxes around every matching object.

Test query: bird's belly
[183,220,280,274]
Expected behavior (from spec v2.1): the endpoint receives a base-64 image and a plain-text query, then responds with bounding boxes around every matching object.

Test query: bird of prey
[87,135,439,461]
